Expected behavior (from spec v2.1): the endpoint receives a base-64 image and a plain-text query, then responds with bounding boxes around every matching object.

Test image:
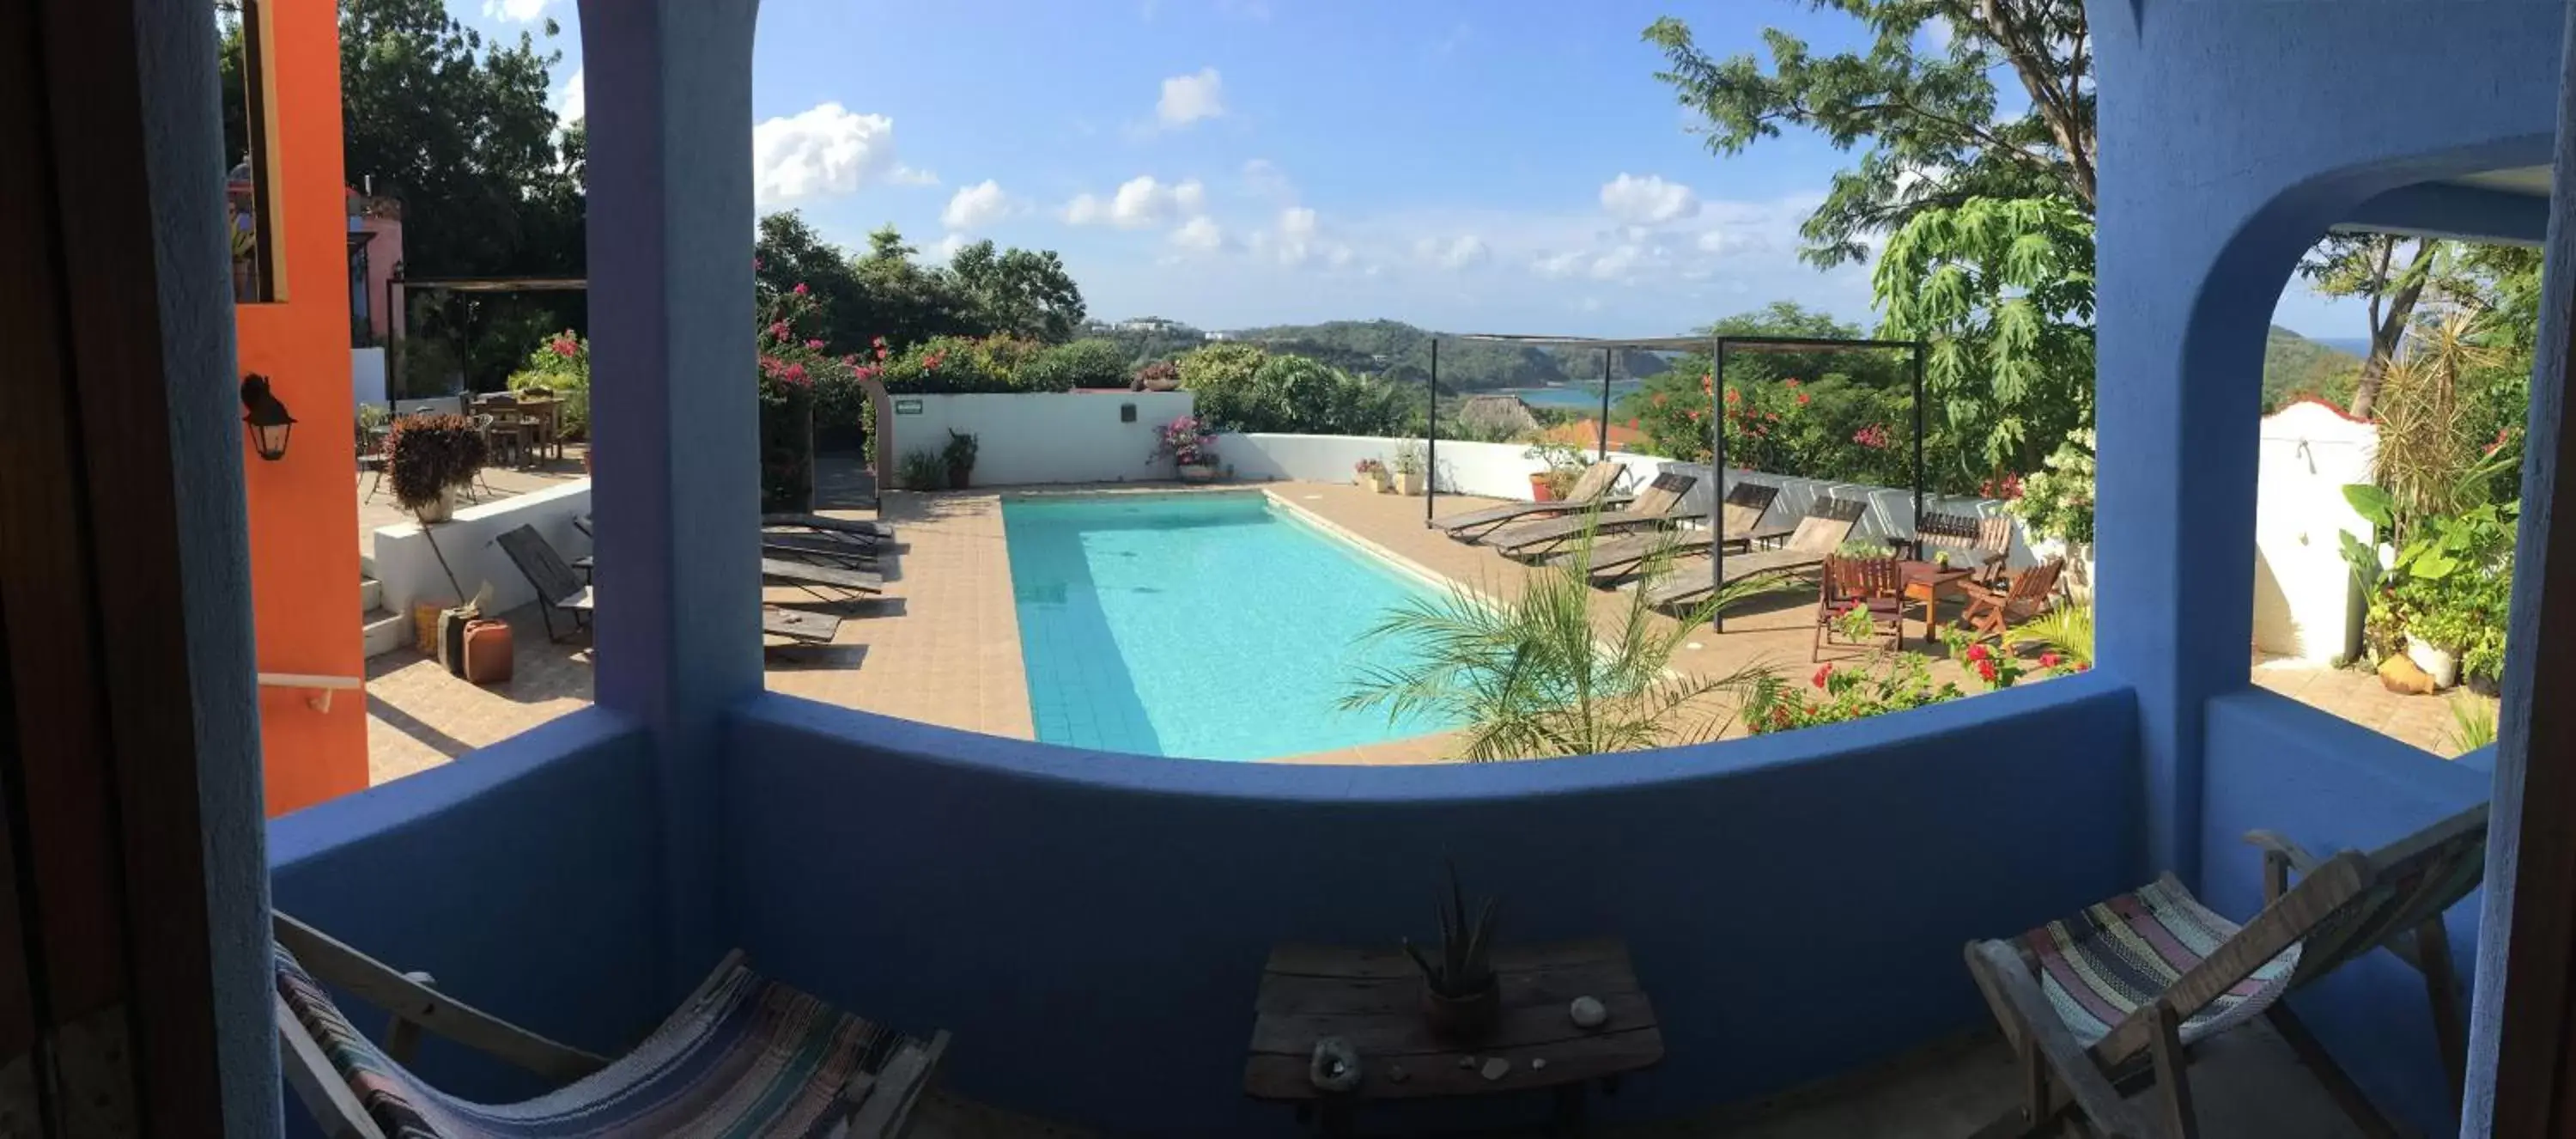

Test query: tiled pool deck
[363,478,2474,779]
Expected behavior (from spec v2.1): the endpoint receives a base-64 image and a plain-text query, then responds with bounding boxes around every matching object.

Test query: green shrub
[507,330,591,439]
[898,449,946,490]
[1018,338,1130,392]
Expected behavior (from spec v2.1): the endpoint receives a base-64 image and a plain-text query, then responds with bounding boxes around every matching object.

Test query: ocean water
[1000,492,1455,759]
[1495,381,1645,411]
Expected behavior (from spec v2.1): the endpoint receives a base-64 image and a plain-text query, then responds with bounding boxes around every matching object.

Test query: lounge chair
[1812,555,1905,661]
[1484,471,1702,559]
[1432,460,1631,541]
[1911,511,2014,586]
[1959,558,2066,643]
[494,525,845,647]
[762,556,884,606]
[1962,802,2487,1139]
[765,511,896,542]
[766,532,885,570]
[1642,497,1866,611]
[274,912,948,1139]
[1578,481,1785,583]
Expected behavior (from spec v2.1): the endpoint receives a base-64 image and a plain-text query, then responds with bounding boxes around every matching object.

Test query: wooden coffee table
[1899,560,1975,645]
[1244,939,1661,1137]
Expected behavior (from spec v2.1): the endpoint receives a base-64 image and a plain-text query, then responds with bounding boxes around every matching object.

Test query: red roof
[1542,418,1645,448]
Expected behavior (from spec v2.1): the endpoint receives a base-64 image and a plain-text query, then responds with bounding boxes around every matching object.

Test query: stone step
[359,576,383,614]
[361,606,408,660]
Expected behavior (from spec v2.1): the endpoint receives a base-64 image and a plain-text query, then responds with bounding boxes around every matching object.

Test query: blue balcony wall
[723,675,2142,1135]
[2199,691,2490,1136]
[269,710,669,1126]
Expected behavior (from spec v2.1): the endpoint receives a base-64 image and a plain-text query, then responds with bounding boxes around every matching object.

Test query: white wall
[2253,401,2376,663]
[1661,463,2036,568]
[373,480,591,618]
[1216,434,1674,500]
[351,347,387,410]
[392,395,464,418]
[890,392,1197,486]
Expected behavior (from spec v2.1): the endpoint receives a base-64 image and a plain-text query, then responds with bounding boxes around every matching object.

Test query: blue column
[579,0,763,993]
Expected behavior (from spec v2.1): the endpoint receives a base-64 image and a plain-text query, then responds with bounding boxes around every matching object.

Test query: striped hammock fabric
[275,945,896,1138]
[2020,877,2301,1054]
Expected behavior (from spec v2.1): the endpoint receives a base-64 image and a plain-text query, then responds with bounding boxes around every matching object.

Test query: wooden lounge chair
[1911,511,2014,586]
[1812,555,1905,661]
[1433,460,1631,541]
[1642,497,1866,611]
[1963,802,2488,1139]
[762,556,885,606]
[1578,481,1785,582]
[766,532,885,570]
[274,912,948,1139]
[495,525,845,647]
[765,511,896,542]
[1959,558,2065,643]
[1485,471,1701,559]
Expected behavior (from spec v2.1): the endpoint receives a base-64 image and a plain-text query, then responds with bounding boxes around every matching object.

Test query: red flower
[2039,652,2063,668]
[805,338,826,350]
[1812,664,1833,688]
[1685,408,1703,423]
[1965,643,1990,662]
[1701,373,1714,393]
[876,346,890,361]
[769,321,791,339]
[2075,661,2093,673]
[1783,378,1801,388]
[550,337,578,357]
[781,362,807,385]
[1976,659,1999,683]
[1795,393,1810,406]
[1723,387,1741,405]
[791,283,810,295]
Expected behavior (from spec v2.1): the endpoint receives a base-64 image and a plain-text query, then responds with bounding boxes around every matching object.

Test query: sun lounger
[765,511,895,541]
[1485,471,1703,559]
[275,911,948,1139]
[762,556,884,606]
[1433,461,1631,541]
[1641,497,1865,610]
[495,525,845,647]
[1577,481,1784,582]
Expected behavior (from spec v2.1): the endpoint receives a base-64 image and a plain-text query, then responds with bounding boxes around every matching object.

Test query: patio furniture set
[1432,461,2072,654]
[491,512,899,653]
[468,390,565,470]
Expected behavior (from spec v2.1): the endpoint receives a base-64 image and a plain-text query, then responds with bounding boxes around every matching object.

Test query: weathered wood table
[1244,938,1662,1137]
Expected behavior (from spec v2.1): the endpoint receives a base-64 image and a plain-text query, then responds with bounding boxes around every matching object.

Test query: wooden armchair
[1959,557,2064,643]
[1812,554,1905,661]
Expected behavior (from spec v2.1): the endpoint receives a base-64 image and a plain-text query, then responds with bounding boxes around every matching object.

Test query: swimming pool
[1000,491,1455,759]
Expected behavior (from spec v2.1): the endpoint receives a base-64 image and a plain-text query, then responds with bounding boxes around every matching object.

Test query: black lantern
[240,373,295,461]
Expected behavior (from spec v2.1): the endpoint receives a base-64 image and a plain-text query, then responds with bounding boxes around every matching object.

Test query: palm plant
[2019,604,2094,666]
[2373,308,2506,531]
[1340,520,1795,760]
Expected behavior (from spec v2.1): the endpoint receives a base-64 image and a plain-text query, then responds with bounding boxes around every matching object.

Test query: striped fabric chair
[1963,802,2488,1139]
[274,914,947,1138]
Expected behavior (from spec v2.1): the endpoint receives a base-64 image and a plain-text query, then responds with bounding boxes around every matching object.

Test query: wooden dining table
[1897,560,1975,646]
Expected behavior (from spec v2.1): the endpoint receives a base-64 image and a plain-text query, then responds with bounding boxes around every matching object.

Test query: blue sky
[459,0,2360,340]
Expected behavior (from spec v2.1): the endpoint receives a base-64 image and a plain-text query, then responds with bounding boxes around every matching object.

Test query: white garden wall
[890,392,1196,486]
[373,480,591,618]
[351,347,388,410]
[2252,401,2376,664]
[1215,434,1674,500]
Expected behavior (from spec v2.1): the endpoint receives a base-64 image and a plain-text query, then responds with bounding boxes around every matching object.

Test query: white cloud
[1064,175,1207,228]
[1242,158,1294,201]
[1157,68,1226,128]
[1600,174,1700,226]
[941,180,1015,230]
[1273,207,1319,265]
[1415,234,1491,271]
[483,0,549,21]
[555,66,584,125]
[932,233,970,263]
[1696,229,1728,254]
[1170,216,1225,253]
[1531,250,1587,279]
[890,167,941,186]
[752,103,906,203]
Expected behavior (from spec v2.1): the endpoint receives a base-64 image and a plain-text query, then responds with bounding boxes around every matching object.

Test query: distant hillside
[2263,325,2364,412]
[1218,320,1669,392]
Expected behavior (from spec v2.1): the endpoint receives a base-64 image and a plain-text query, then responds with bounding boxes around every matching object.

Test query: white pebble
[1531,1057,1548,1070]
[1481,1057,1511,1081]
[1570,996,1609,1029]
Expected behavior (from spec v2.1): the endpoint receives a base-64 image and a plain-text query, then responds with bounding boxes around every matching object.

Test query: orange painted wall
[236,0,367,815]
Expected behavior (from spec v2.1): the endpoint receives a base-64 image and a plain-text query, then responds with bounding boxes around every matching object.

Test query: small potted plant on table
[1404,862,1501,1043]
[1354,457,1389,493]
[1152,415,1219,483]
[1390,441,1427,496]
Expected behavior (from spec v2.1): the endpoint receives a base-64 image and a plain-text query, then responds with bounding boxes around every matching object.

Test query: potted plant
[1151,415,1219,483]
[1403,862,1501,1043]
[1522,441,1586,502]
[1391,441,1427,496]
[1354,457,1389,494]
[385,414,487,523]
[943,430,980,489]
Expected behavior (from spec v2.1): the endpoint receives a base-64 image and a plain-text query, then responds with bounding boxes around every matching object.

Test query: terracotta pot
[1179,463,1217,484]
[1529,472,1558,502]
[1420,982,1502,1044]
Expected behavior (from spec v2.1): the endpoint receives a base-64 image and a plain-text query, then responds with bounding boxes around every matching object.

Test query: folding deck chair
[1433,460,1632,541]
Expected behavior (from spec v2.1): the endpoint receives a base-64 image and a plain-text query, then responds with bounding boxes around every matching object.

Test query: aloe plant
[1402,862,1499,998]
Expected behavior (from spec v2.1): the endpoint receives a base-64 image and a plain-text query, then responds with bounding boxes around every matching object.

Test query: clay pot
[1529,472,1558,502]
[1421,982,1501,1043]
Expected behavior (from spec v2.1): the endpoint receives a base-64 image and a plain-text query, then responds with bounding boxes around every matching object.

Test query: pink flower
[1965,643,1990,662]
[791,283,810,295]
[769,321,791,339]
[782,362,807,384]
[1976,659,1998,683]
[1795,393,1811,406]
[2039,652,2063,668]
[550,337,578,357]
[805,339,825,350]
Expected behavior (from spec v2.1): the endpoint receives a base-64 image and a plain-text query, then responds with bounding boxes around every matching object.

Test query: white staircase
[360,558,406,658]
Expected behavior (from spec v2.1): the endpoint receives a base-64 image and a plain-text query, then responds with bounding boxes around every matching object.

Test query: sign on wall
[894,399,924,415]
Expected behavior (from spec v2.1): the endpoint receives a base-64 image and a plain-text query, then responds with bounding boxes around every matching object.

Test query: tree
[947,241,1087,344]
[1645,0,2093,267]
[2299,235,2471,418]
[756,211,875,350]
[1874,195,2095,474]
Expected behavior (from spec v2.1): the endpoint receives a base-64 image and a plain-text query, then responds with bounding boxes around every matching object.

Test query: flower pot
[410,487,456,524]
[947,462,973,490]
[1178,463,1217,484]
[1394,472,1424,496]
[2406,634,2460,690]
[1529,472,1558,502]
[1358,472,1388,493]
[1420,982,1502,1044]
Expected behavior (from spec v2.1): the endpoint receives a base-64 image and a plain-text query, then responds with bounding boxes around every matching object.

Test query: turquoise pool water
[1000,492,1455,760]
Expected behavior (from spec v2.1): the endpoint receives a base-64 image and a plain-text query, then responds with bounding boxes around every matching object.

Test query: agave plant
[1402,862,1499,998]
[1340,519,1795,760]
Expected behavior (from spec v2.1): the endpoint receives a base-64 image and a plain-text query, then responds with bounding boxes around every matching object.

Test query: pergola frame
[1438,332,1927,631]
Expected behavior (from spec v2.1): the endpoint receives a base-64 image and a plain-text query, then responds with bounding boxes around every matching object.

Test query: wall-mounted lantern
[240,373,295,461]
